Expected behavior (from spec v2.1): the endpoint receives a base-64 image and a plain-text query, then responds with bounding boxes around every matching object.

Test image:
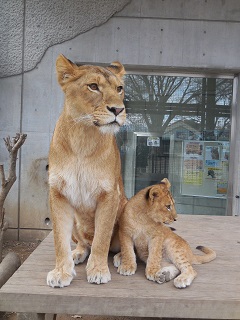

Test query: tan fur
[114,178,216,288]
[47,55,127,287]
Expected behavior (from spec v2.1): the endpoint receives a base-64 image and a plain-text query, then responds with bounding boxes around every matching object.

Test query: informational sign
[147,136,160,147]
[181,141,229,198]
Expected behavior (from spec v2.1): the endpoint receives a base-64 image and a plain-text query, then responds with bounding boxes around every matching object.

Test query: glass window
[117,74,233,215]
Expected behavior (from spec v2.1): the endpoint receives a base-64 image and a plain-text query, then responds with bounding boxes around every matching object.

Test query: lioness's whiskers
[73,114,93,123]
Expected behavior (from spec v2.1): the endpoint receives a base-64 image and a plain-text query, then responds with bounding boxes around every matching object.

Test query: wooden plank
[0,215,240,319]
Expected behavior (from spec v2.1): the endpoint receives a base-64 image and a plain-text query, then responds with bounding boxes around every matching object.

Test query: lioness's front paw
[86,265,111,284]
[47,268,76,288]
[117,262,137,276]
[72,247,89,265]
[86,256,111,284]
[113,252,122,268]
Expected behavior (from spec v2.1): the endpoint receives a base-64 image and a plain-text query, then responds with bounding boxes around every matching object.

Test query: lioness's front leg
[86,192,119,284]
[47,188,75,288]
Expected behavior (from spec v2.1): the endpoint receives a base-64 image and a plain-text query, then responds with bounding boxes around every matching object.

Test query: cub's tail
[192,245,216,264]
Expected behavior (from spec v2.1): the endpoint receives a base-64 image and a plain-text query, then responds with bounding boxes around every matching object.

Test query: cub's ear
[148,186,161,205]
[56,54,78,88]
[106,61,125,78]
[148,184,168,205]
[161,178,171,189]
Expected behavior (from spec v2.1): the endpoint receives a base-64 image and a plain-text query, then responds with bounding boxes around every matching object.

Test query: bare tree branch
[0,133,27,229]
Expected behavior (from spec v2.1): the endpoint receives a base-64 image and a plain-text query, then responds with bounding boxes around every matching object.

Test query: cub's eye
[117,86,123,94]
[88,83,99,91]
[166,205,171,211]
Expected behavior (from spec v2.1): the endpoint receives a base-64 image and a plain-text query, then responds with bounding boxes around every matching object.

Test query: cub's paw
[146,268,164,283]
[151,271,166,284]
[47,268,76,288]
[159,265,180,282]
[72,247,89,265]
[173,274,194,289]
[117,262,137,276]
[113,252,122,268]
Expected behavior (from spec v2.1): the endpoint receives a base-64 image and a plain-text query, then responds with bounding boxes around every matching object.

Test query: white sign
[147,136,160,147]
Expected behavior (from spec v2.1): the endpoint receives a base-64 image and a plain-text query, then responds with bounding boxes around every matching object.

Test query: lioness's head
[56,54,126,134]
[146,178,178,224]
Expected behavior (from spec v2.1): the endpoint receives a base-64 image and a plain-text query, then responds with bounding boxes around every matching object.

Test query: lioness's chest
[49,161,114,210]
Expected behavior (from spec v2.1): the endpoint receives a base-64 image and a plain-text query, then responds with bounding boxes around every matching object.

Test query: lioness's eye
[88,83,99,91]
[117,86,123,94]
[166,205,171,211]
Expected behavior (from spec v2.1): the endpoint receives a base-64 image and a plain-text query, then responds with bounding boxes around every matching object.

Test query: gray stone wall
[0,0,130,77]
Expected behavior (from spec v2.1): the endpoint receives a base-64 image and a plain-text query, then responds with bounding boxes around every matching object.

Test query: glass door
[132,132,169,194]
[117,74,233,216]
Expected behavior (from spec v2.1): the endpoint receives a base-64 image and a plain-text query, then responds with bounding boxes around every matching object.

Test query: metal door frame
[227,74,240,216]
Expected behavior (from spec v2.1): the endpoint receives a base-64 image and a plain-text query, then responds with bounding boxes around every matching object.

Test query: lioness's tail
[192,245,216,264]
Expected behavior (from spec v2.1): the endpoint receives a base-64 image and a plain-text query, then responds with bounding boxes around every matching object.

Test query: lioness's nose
[107,106,124,116]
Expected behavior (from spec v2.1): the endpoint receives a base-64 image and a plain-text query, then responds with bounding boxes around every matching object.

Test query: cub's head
[145,178,178,224]
[56,54,126,134]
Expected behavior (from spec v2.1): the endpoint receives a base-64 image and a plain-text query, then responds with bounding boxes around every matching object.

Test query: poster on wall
[181,141,229,198]
[183,142,204,186]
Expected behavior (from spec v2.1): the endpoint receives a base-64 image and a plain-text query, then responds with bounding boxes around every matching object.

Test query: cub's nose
[107,106,124,116]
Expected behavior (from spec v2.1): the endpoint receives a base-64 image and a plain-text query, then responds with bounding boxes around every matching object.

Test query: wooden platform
[0,214,240,319]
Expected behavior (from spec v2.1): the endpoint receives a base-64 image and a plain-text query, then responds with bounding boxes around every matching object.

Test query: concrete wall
[1,0,240,240]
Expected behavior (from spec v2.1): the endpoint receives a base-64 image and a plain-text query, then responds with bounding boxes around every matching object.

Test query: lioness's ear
[56,54,78,88]
[107,61,125,78]
[161,178,171,189]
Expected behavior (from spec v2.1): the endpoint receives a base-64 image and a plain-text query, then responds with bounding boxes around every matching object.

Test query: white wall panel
[51,16,240,73]
[117,0,240,22]
[21,50,55,133]
[19,132,50,229]
[0,76,22,132]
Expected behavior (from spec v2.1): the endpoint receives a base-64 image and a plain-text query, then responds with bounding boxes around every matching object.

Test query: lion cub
[114,178,216,288]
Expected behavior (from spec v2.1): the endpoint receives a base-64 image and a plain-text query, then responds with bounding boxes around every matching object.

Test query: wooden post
[0,252,21,288]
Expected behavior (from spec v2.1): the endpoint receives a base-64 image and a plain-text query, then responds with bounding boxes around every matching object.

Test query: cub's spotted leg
[86,192,118,284]
[169,249,197,288]
[47,188,76,288]
[145,236,164,283]
[116,228,137,275]
[173,264,197,288]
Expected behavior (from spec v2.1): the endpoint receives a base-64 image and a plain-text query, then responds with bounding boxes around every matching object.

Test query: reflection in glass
[117,75,233,215]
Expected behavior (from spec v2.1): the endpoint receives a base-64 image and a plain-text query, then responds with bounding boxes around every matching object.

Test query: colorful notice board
[181,141,229,198]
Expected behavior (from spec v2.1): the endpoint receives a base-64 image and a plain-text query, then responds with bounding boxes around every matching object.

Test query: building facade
[1,0,240,240]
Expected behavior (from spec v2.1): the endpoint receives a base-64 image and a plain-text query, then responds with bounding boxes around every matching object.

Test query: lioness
[47,55,127,287]
[114,178,216,288]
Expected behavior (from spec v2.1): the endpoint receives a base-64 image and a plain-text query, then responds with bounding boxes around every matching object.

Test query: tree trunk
[0,133,27,261]
[0,218,8,263]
